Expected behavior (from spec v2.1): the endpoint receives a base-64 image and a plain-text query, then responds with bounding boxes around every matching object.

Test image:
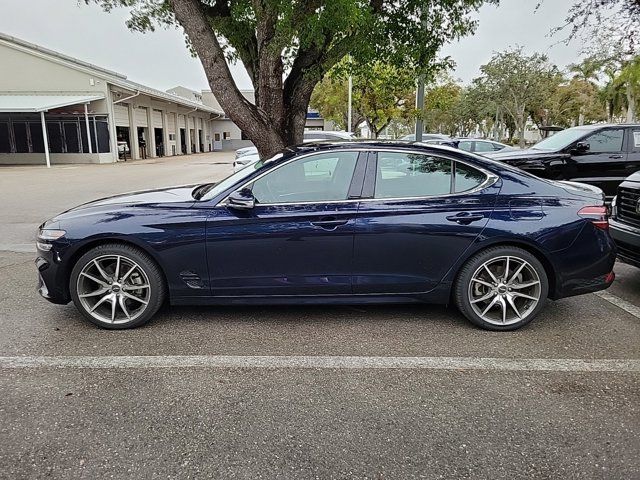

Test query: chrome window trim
[216,147,499,207]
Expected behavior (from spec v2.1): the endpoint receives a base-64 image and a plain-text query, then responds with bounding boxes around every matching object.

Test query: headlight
[37,229,66,241]
[36,229,66,252]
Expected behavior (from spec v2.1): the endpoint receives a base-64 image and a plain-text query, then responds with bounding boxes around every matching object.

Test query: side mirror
[573,141,590,154]
[228,188,255,210]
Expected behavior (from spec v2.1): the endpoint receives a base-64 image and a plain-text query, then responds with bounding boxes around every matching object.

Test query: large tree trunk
[517,108,526,149]
[170,0,286,159]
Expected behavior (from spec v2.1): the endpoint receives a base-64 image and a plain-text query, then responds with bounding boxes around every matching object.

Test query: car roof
[283,140,462,157]
[568,123,640,131]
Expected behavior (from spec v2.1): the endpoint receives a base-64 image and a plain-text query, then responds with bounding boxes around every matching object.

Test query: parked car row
[399,133,518,153]
[233,130,356,172]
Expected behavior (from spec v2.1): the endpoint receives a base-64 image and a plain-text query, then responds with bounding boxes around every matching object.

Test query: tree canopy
[91,0,494,156]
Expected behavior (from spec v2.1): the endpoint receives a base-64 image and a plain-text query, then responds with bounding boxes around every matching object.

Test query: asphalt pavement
[0,153,638,479]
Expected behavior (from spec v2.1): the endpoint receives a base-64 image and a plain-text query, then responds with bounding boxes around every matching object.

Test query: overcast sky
[0,0,582,92]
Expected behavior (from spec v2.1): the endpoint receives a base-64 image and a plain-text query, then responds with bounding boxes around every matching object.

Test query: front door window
[251,151,359,204]
[584,129,624,153]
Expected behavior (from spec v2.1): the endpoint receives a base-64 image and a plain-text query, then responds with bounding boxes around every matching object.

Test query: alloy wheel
[467,255,542,326]
[76,254,151,325]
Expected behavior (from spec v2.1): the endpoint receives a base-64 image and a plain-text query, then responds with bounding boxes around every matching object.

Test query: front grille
[617,187,640,228]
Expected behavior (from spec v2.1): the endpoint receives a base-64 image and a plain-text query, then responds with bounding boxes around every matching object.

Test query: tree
[477,48,559,148]
[616,55,640,122]
[309,76,364,133]
[422,77,462,135]
[547,0,640,53]
[92,0,494,158]
[352,63,416,138]
[547,78,605,127]
[311,61,415,138]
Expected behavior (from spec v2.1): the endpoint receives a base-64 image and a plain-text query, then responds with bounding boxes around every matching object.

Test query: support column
[105,89,119,162]
[128,103,139,159]
[146,107,156,158]
[185,115,192,154]
[40,111,50,168]
[162,111,171,157]
[194,118,200,153]
[84,104,93,154]
[175,112,182,154]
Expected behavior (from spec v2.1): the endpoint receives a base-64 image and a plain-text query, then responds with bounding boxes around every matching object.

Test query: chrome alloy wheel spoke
[468,256,541,326]
[77,254,151,325]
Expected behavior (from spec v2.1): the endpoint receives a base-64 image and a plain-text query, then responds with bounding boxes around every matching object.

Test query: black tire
[454,246,549,331]
[69,243,166,329]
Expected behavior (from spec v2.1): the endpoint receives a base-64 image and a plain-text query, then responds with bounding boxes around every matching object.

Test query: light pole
[415,75,425,141]
[347,74,352,133]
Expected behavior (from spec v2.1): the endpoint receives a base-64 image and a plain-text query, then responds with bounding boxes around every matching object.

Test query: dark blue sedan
[36,142,616,331]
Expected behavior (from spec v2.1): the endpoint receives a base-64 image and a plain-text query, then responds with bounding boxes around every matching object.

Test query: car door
[569,127,627,196]
[353,150,500,294]
[206,150,365,296]
[626,126,640,178]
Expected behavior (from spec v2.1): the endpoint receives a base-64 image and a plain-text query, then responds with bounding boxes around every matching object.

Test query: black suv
[611,171,640,268]
[486,124,640,198]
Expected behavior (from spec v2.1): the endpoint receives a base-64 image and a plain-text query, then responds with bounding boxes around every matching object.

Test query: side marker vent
[180,271,204,289]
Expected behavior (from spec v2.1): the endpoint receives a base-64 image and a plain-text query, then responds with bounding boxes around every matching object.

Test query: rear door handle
[311,216,349,230]
[609,154,624,159]
[446,213,484,225]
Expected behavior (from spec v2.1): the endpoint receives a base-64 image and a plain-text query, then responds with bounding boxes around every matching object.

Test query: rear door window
[373,151,489,198]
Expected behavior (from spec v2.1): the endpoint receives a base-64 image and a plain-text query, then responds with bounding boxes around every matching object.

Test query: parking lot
[0,153,639,479]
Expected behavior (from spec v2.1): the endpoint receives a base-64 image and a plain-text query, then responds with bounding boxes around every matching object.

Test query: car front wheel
[69,243,166,329]
[454,246,549,331]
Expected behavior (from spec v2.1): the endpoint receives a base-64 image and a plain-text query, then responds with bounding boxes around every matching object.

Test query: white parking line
[0,243,35,253]
[0,356,638,372]
[594,291,640,319]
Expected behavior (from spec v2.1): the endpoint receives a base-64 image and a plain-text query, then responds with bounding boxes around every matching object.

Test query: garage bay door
[114,105,130,127]
[135,107,148,127]
[152,110,163,129]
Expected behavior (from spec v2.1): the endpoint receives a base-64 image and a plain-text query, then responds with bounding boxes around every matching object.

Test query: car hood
[52,185,197,221]
[623,171,640,183]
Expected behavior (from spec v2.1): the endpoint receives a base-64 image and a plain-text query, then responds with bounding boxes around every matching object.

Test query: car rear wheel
[70,243,166,329]
[454,246,549,331]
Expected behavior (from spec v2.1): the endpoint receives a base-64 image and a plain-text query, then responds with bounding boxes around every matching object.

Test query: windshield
[530,127,591,151]
[196,160,266,201]
[197,151,287,201]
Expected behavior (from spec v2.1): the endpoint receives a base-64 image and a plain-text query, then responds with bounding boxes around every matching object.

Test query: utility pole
[415,75,424,141]
[347,74,353,133]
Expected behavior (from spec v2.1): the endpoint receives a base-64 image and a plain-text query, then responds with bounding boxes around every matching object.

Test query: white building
[0,33,223,166]
[0,33,336,166]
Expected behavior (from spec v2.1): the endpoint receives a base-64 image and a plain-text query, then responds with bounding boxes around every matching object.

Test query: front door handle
[609,154,624,159]
[311,216,349,230]
[446,213,484,225]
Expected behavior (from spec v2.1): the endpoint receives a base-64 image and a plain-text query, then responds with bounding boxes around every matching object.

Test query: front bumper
[36,249,71,305]
[610,218,640,268]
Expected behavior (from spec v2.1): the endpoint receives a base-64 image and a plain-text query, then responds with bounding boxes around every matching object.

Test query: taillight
[578,206,609,230]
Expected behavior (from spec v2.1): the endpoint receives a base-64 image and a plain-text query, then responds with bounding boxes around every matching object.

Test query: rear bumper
[610,218,640,268]
[550,225,617,300]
